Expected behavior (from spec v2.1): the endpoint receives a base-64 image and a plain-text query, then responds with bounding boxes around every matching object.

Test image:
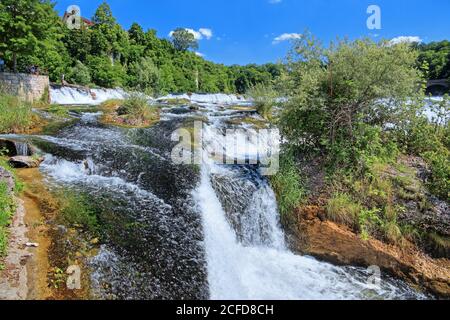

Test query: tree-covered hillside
[417,41,450,80]
[0,0,281,95]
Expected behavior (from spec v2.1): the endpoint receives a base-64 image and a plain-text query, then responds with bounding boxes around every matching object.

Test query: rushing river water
[2,91,428,300]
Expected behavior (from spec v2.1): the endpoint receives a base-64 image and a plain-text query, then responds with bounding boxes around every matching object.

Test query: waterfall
[13,141,29,156]
[50,86,128,105]
[158,93,251,105]
[195,123,423,300]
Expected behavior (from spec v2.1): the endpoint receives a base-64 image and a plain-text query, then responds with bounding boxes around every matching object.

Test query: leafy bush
[422,150,450,200]
[270,151,305,221]
[279,35,420,169]
[127,57,160,95]
[120,94,159,123]
[87,56,126,88]
[247,83,277,120]
[67,60,92,86]
[0,93,34,133]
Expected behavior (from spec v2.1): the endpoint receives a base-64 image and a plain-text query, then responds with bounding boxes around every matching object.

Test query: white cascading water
[158,93,250,105]
[50,86,128,105]
[195,122,421,300]
[13,141,29,156]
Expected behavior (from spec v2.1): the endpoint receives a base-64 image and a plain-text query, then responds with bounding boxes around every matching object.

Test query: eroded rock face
[292,206,450,298]
[0,166,15,192]
[9,156,44,169]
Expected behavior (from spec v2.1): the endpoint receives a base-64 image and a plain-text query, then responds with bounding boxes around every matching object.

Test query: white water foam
[40,155,169,206]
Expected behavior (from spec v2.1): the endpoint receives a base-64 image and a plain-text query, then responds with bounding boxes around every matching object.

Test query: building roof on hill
[62,11,94,28]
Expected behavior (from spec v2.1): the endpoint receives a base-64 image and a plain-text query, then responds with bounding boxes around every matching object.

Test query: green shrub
[67,60,92,86]
[247,83,277,120]
[127,57,160,96]
[383,220,403,244]
[87,56,126,88]
[270,152,305,221]
[120,94,159,123]
[358,208,383,240]
[422,150,450,200]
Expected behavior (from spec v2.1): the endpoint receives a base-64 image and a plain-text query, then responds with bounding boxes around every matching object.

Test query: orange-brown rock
[292,206,450,298]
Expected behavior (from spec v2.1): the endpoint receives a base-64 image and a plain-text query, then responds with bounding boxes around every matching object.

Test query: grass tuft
[326,193,361,227]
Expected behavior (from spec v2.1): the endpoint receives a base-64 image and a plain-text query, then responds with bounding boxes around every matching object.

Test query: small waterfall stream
[13,141,30,156]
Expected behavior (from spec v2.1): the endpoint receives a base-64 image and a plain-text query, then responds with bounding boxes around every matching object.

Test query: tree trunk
[13,52,17,73]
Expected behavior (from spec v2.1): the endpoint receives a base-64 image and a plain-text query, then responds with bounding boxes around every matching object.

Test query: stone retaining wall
[0,72,49,102]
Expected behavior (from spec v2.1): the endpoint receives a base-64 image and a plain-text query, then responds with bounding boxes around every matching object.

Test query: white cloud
[389,36,422,45]
[272,33,302,44]
[195,52,205,57]
[169,28,213,40]
[269,0,282,4]
[199,28,213,40]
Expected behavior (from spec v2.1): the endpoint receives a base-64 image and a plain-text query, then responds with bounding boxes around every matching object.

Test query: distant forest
[0,1,448,95]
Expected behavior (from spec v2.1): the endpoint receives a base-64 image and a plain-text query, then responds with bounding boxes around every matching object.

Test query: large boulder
[9,156,44,169]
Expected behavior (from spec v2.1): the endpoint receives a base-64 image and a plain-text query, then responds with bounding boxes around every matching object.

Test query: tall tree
[279,35,421,166]
[171,28,199,52]
[0,0,62,72]
[90,1,129,65]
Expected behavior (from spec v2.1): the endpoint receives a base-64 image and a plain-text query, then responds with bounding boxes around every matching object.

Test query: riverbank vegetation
[100,94,160,127]
[0,181,15,262]
[417,40,450,80]
[0,93,35,134]
[270,35,449,257]
[0,157,22,268]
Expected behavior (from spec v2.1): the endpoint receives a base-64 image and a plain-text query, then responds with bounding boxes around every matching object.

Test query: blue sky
[54,0,450,65]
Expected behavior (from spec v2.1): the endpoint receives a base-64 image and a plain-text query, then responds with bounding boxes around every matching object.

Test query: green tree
[87,56,125,88]
[128,56,160,95]
[90,2,129,65]
[0,0,64,73]
[128,23,146,46]
[171,28,199,52]
[279,35,421,167]
[417,41,450,80]
[63,28,92,63]
[67,60,91,86]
